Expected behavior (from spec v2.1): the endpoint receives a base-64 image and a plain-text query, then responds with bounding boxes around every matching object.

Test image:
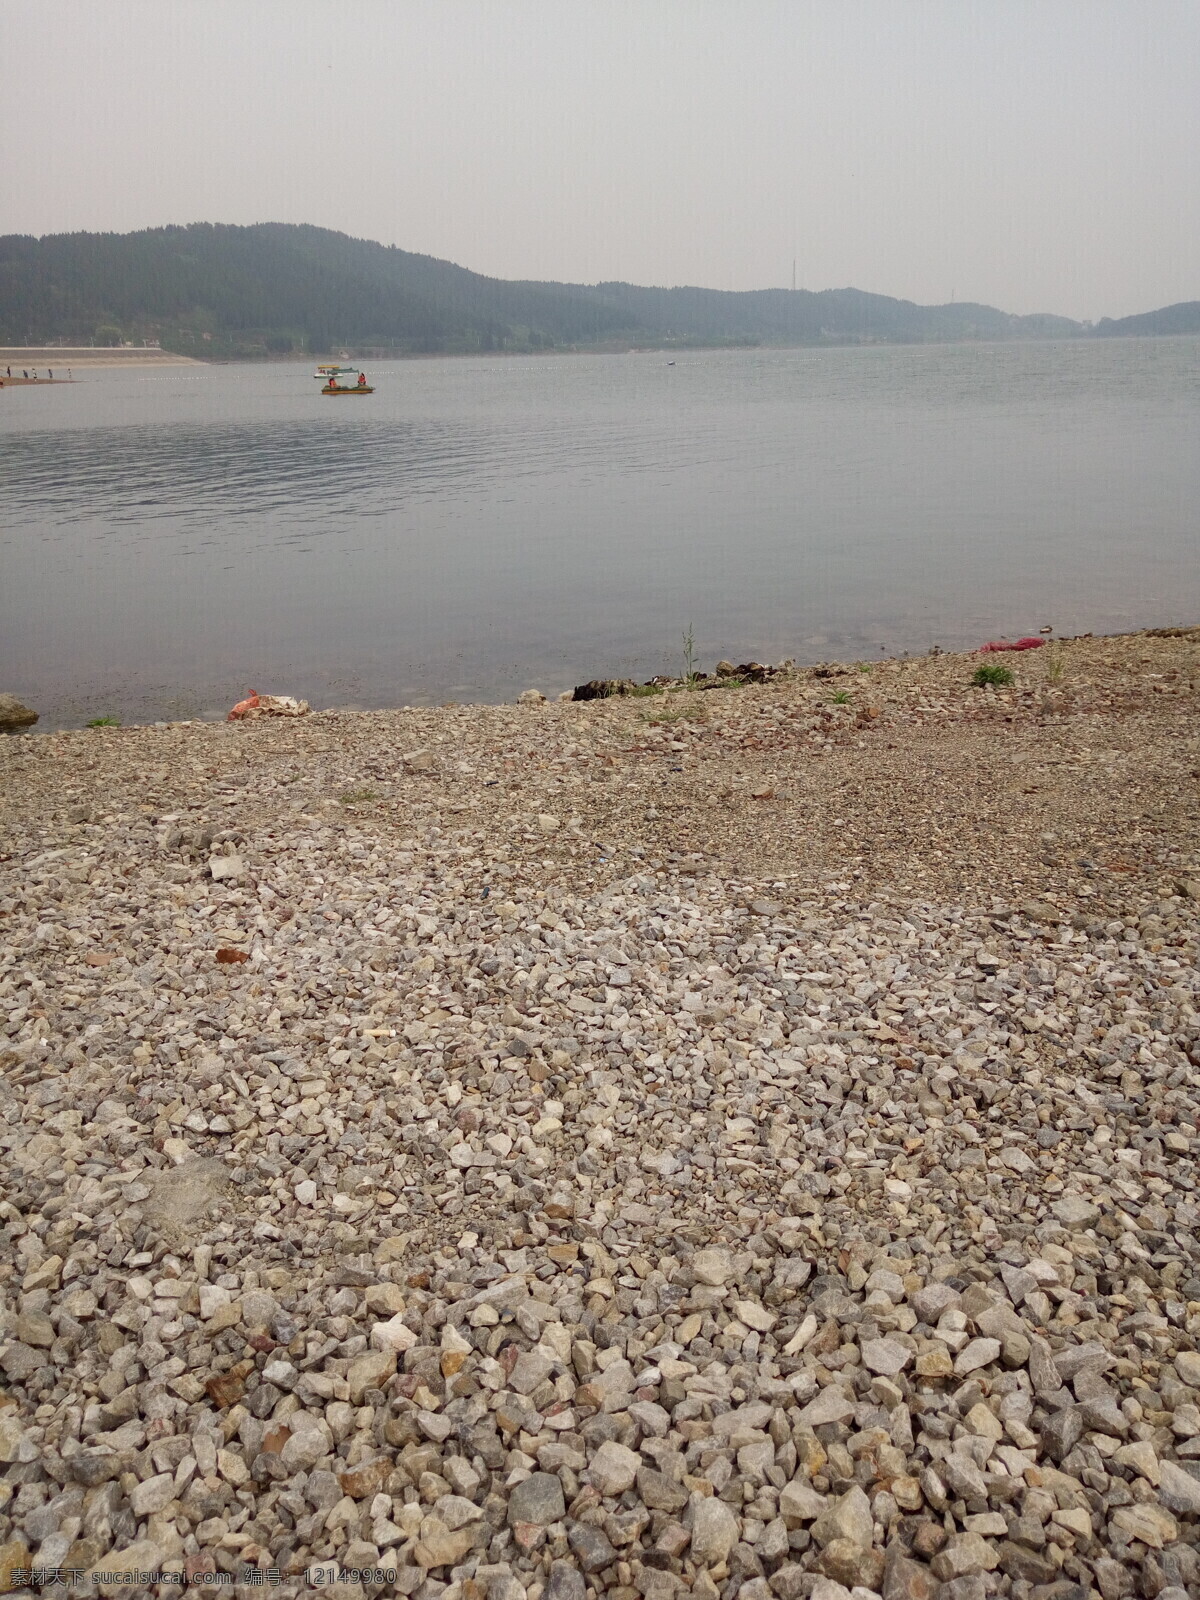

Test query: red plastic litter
[978,637,1046,653]
[227,690,261,720]
[226,691,310,721]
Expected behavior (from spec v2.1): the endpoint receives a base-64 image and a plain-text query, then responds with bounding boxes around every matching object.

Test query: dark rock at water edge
[572,679,638,701]
[0,693,37,732]
[572,660,797,700]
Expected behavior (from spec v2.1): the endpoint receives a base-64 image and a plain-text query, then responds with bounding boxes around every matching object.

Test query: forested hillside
[0,221,1171,356]
[1092,301,1200,337]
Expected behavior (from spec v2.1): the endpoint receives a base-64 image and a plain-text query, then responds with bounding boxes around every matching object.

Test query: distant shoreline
[0,347,202,368]
[3,335,1198,373]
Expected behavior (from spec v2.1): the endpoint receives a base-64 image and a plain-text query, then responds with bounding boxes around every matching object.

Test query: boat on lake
[314,362,359,382]
[321,370,374,395]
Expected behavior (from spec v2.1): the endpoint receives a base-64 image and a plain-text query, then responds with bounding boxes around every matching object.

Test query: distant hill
[0,222,1186,356]
[1092,301,1200,338]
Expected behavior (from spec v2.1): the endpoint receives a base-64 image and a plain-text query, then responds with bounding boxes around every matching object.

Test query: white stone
[588,1440,641,1496]
[860,1337,912,1376]
[735,1299,776,1332]
[690,1248,733,1286]
[371,1314,418,1353]
[689,1495,739,1564]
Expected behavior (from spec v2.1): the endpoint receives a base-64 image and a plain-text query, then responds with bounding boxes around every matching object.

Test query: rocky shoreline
[1,629,1199,1600]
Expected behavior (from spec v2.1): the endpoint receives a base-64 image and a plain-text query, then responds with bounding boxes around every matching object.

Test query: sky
[3,0,1198,320]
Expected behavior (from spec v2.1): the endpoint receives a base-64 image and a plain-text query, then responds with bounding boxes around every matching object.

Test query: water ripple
[2,344,1198,729]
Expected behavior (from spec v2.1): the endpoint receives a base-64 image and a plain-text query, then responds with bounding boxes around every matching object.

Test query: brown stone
[205,1372,245,1408]
[882,1547,938,1600]
[512,1521,548,1554]
[0,1539,30,1595]
[820,1540,885,1590]
[339,1455,394,1499]
[911,1522,947,1559]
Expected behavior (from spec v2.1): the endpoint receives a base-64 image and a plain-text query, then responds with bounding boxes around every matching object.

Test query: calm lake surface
[2,339,1197,729]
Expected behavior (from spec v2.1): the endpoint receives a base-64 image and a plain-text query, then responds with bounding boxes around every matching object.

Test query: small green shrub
[972,663,1014,687]
[86,716,121,727]
[340,787,379,804]
[829,689,853,705]
[628,683,665,697]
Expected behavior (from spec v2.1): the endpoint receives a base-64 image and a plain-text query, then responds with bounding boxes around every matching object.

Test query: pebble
[1,631,1199,1596]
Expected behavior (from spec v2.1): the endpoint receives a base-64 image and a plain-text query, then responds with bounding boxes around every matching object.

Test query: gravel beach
[2,629,1199,1600]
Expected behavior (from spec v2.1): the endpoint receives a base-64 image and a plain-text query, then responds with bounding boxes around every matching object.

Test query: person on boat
[357,372,367,387]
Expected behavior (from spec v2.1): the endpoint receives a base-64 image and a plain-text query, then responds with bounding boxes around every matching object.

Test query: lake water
[2,339,1197,729]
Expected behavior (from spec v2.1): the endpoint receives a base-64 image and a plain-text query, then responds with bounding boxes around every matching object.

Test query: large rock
[882,1546,938,1600]
[1109,1502,1178,1549]
[954,1338,1001,1376]
[85,1537,183,1596]
[0,1414,32,1464]
[588,1440,640,1496]
[797,1386,857,1428]
[545,1561,586,1600]
[779,1478,828,1524]
[637,1466,689,1513]
[371,1314,418,1353]
[1052,1195,1099,1230]
[413,1517,475,1569]
[930,1533,1001,1581]
[509,1349,555,1395]
[811,1487,873,1551]
[689,1496,739,1565]
[346,1349,396,1402]
[0,694,37,731]
[508,1472,566,1526]
[861,1336,912,1376]
[280,1414,334,1472]
[820,1538,884,1589]
[1159,1460,1200,1516]
[807,1584,852,1600]
[909,1283,961,1324]
[690,1248,734,1286]
[1040,1406,1083,1462]
[0,1540,31,1593]
[568,1521,616,1573]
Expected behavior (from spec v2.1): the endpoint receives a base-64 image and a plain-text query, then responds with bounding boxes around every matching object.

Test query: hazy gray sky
[4,1,1197,319]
